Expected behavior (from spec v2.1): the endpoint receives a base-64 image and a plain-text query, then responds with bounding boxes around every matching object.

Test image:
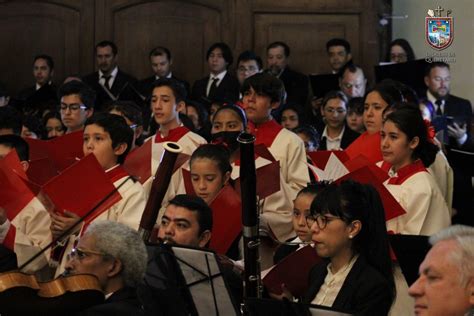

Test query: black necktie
[435,99,443,116]
[207,77,219,99]
[102,75,112,90]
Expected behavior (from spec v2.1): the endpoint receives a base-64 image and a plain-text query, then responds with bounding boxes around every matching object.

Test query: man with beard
[83,40,137,111]
[266,41,309,112]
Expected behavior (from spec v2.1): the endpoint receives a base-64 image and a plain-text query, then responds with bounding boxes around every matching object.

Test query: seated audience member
[339,64,367,99]
[409,225,474,316]
[346,97,365,133]
[191,42,240,103]
[380,105,451,235]
[294,124,319,153]
[107,100,145,147]
[21,114,43,139]
[43,111,66,139]
[0,82,9,107]
[144,78,206,199]
[241,72,309,195]
[0,105,23,136]
[273,181,395,315]
[236,50,263,86]
[386,39,415,63]
[273,183,328,264]
[280,104,301,130]
[64,220,147,315]
[51,113,147,275]
[266,41,308,112]
[82,40,138,111]
[185,100,211,141]
[319,90,359,150]
[0,135,52,273]
[58,80,95,134]
[326,38,352,74]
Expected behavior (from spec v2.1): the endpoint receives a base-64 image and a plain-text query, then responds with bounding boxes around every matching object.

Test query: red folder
[25,131,84,178]
[234,161,281,200]
[335,166,405,221]
[344,155,388,183]
[263,245,321,297]
[345,132,382,163]
[208,185,242,254]
[307,150,349,170]
[123,139,152,184]
[0,150,36,221]
[41,154,121,220]
[27,157,59,186]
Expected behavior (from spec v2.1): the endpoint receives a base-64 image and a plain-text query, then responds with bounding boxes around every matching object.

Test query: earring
[349,235,353,239]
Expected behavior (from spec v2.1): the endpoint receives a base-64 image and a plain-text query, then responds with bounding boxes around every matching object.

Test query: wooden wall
[0,0,389,95]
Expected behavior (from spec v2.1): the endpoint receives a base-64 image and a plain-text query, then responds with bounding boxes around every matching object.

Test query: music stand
[143,244,239,316]
[244,298,352,316]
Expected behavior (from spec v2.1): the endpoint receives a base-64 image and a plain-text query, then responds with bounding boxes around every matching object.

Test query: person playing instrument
[51,113,147,275]
[0,134,52,273]
[143,78,207,203]
[64,220,147,315]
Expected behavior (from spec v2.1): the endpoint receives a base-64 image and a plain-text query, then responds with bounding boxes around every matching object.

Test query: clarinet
[138,141,182,242]
[238,132,262,300]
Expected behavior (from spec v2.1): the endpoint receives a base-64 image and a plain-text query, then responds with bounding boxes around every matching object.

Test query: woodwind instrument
[138,141,182,242]
[238,132,261,299]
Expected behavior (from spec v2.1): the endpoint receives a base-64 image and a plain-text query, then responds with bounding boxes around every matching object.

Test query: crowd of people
[0,37,473,315]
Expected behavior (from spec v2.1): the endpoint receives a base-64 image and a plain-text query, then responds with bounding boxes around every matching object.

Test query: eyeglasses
[341,82,364,90]
[305,214,341,229]
[324,107,347,114]
[390,53,407,61]
[60,103,87,111]
[66,247,107,262]
[238,66,258,73]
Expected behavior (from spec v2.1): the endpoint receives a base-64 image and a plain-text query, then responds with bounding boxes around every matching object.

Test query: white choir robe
[54,166,147,276]
[0,197,52,273]
[143,126,206,207]
[254,120,309,198]
[427,151,453,214]
[231,156,295,242]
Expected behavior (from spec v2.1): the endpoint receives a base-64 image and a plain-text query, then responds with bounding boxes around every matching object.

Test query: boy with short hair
[240,72,309,242]
[144,78,206,199]
[50,113,147,275]
[0,134,52,273]
[58,80,95,133]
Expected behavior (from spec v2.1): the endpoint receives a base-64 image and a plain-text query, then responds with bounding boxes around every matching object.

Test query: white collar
[210,70,227,81]
[155,72,173,80]
[99,66,118,79]
[322,125,345,141]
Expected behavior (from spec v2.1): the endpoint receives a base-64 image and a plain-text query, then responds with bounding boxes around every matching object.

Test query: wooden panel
[0,0,94,95]
[254,13,360,75]
[100,0,227,84]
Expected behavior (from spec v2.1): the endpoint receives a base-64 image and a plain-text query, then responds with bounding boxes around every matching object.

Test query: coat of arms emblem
[426,6,453,50]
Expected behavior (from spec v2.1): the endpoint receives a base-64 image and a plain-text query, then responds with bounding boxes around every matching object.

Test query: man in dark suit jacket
[191,42,240,104]
[266,41,309,112]
[82,40,138,112]
[15,54,57,116]
[424,61,473,151]
[64,221,147,315]
[318,90,360,150]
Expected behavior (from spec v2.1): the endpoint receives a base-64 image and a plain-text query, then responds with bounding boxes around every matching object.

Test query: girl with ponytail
[380,105,450,235]
[302,180,395,315]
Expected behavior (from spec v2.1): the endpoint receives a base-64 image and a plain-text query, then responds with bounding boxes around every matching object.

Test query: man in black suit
[82,40,138,112]
[191,42,240,104]
[15,54,57,116]
[266,41,309,112]
[318,90,359,150]
[424,62,472,150]
[64,221,147,315]
[326,38,352,75]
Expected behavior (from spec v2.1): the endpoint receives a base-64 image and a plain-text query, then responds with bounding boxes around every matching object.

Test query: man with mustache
[83,40,137,111]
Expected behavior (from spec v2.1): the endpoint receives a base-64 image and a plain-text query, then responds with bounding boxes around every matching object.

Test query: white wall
[392,0,473,105]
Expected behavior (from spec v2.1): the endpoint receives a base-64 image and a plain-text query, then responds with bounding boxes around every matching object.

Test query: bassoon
[138,141,182,242]
[238,132,262,300]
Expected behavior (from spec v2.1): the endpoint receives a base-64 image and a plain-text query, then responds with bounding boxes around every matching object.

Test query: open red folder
[307,150,349,171]
[41,154,121,220]
[345,132,382,163]
[335,166,405,221]
[123,139,152,184]
[25,131,84,183]
[263,245,322,297]
[344,154,388,183]
[234,160,281,200]
[0,150,36,221]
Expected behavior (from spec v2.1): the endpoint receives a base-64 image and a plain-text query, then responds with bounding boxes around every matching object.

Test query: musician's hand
[269,283,294,301]
[0,207,7,225]
[50,211,81,239]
